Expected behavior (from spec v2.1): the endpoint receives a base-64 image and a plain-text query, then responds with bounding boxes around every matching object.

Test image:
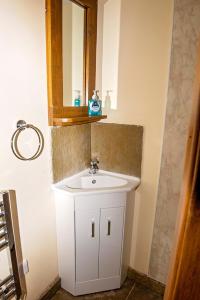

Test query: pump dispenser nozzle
[74,90,81,98]
[92,90,99,100]
[74,90,81,107]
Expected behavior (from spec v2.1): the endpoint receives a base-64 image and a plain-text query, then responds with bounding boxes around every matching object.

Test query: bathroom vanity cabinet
[75,205,124,284]
[54,180,138,296]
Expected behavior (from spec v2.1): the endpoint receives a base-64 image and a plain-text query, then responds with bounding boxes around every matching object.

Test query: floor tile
[51,279,135,300]
[127,284,163,300]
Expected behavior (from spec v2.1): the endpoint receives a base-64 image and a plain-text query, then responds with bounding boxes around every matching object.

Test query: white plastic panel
[99,207,125,278]
[75,276,121,296]
[54,191,76,294]
[75,192,126,210]
[75,209,100,282]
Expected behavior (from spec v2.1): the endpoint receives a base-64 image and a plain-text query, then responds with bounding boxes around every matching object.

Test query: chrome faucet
[89,158,99,174]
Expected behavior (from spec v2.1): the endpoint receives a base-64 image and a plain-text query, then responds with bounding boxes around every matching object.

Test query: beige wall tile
[51,122,143,183]
[91,123,143,177]
[51,124,91,183]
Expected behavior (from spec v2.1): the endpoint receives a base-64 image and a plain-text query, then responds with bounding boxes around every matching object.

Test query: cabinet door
[99,207,125,278]
[75,209,100,282]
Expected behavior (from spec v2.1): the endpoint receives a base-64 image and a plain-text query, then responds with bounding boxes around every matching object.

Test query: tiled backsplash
[51,123,143,182]
[51,124,91,182]
[91,123,143,177]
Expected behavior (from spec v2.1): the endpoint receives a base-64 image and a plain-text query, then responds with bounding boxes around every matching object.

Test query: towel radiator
[0,191,26,300]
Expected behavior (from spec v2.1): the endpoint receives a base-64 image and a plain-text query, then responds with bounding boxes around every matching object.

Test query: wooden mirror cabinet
[45,0,107,126]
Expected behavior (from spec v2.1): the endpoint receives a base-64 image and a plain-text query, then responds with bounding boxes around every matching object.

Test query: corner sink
[66,174,127,189]
[53,169,140,195]
[53,169,140,296]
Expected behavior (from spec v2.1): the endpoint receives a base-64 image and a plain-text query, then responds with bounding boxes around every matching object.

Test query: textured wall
[91,123,143,177]
[149,0,200,284]
[51,124,91,182]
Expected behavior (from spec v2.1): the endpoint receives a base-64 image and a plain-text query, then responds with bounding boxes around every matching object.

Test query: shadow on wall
[97,0,121,111]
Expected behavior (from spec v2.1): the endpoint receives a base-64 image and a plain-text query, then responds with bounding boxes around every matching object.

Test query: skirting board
[39,277,61,300]
[127,267,165,296]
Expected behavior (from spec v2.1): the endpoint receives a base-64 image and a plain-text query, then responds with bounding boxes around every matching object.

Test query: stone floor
[51,279,163,300]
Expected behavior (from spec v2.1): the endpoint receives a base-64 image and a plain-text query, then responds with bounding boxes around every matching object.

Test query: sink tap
[89,158,99,174]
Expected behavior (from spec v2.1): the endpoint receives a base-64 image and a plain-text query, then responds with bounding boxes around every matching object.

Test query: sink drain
[92,180,96,184]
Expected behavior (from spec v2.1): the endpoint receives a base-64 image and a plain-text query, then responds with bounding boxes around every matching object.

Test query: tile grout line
[125,282,136,300]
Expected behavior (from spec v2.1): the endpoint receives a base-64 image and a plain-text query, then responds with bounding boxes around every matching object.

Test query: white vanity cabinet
[54,170,140,296]
[99,207,125,279]
[54,191,129,296]
[75,206,125,283]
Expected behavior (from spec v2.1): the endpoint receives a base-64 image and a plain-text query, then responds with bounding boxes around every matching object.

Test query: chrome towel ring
[11,120,44,161]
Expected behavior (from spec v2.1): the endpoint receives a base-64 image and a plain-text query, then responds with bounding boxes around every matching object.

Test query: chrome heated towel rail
[0,191,25,299]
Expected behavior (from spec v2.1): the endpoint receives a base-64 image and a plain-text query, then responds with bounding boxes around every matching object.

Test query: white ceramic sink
[66,174,127,189]
[53,169,140,195]
[53,169,140,296]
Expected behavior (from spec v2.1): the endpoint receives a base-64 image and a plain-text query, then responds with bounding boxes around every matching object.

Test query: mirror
[62,0,85,106]
[46,0,103,126]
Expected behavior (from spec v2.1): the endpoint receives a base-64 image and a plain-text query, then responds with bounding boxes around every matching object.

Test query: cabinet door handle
[107,220,111,236]
[91,222,95,238]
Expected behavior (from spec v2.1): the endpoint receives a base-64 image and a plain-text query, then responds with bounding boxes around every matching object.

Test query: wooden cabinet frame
[45,0,106,126]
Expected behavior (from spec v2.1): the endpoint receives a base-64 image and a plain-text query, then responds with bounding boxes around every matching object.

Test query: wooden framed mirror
[46,0,106,126]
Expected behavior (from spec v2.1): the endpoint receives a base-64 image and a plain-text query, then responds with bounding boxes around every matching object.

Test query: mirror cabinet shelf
[48,106,107,126]
[50,115,107,126]
[46,0,107,126]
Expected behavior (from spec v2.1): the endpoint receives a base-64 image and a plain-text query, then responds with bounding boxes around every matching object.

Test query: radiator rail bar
[0,191,23,299]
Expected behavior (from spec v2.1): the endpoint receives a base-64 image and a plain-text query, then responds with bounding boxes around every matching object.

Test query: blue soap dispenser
[88,90,102,116]
[74,90,81,107]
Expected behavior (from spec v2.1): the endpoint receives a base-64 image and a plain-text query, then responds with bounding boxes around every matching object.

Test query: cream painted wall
[0,249,11,281]
[96,0,174,274]
[0,1,58,299]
